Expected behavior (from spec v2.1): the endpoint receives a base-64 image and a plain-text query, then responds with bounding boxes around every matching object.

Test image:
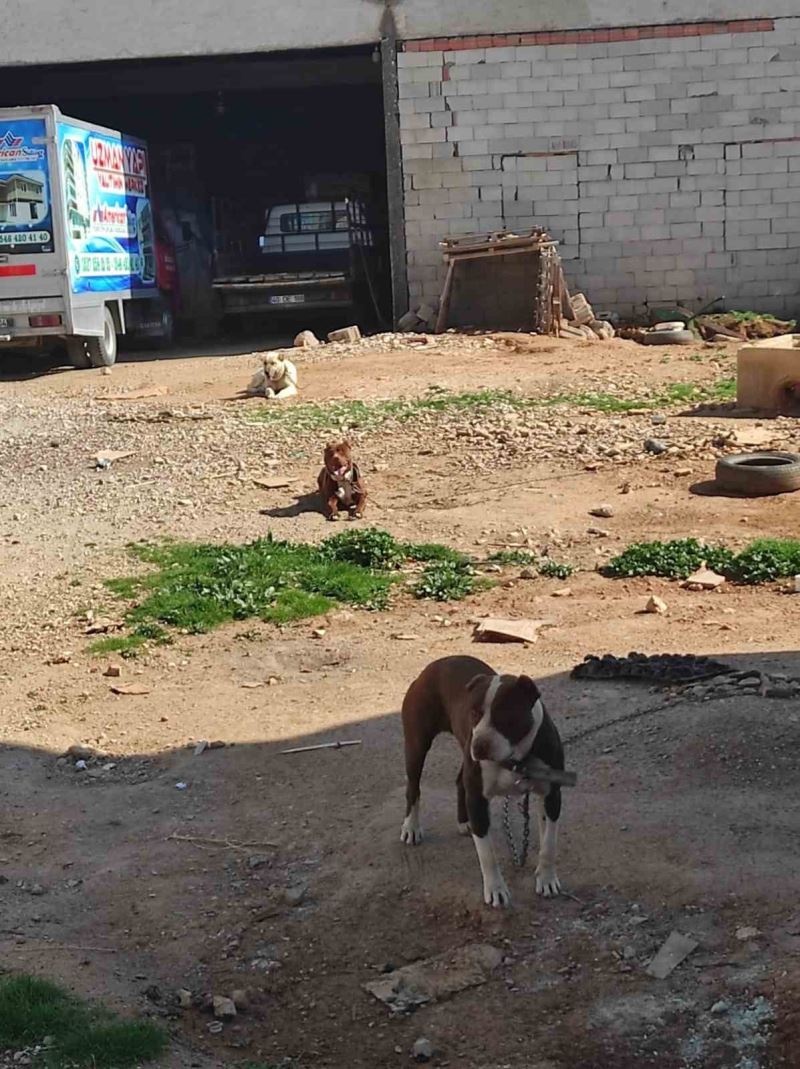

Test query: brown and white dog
[400,655,564,907]
[317,441,367,521]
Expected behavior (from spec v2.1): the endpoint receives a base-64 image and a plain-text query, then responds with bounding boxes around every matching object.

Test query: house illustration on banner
[0,171,45,224]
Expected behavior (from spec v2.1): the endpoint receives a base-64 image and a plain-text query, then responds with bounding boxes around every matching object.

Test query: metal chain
[502,791,531,868]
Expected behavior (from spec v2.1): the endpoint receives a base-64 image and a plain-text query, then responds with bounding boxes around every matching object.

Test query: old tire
[65,337,91,369]
[641,328,695,346]
[715,452,800,496]
[85,307,118,368]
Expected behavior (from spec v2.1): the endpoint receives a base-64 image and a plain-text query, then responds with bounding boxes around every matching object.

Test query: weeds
[607,537,800,584]
[0,974,166,1068]
[488,549,573,579]
[246,388,528,433]
[412,559,479,601]
[606,539,735,579]
[98,530,483,648]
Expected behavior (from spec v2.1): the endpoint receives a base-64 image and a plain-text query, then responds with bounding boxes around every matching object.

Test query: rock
[645,930,698,978]
[590,319,615,339]
[311,627,326,639]
[327,325,361,344]
[412,1037,434,1063]
[587,527,609,537]
[231,988,249,1010]
[284,881,308,907]
[247,855,269,870]
[683,565,726,591]
[397,310,423,332]
[651,414,667,425]
[177,989,193,1009]
[551,587,572,598]
[589,505,614,518]
[644,438,668,455]
[519,566,538,579]
[473,618,555,645]
[711,1000,730,1015]
[644,595,668,615]
[735,925,761,941]
[103,665,121,678]
[212,995,237,1019]
[294,330,320,348]
[66,744,96,761]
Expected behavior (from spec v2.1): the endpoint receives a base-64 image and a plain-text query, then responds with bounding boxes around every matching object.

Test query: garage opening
[1,47,391,344]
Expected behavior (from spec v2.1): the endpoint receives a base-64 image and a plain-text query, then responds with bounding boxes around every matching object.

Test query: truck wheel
[65,338,91,369]
[86,307,118,367]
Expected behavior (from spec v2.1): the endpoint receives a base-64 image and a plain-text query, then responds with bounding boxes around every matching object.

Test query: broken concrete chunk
[570,292,595,325]
[644,595,668,615]
[683,565,726,591]
[212,995,237,1019]
[328,325,362,344]
[645,931,698,978]
[364,943,503,1012]
[473,618,555,645]
[293,330,320,348]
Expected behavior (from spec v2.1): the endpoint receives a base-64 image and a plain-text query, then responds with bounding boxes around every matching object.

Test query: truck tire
[65,338,91,369]
[85,307,118,368]
[715,452,800,496]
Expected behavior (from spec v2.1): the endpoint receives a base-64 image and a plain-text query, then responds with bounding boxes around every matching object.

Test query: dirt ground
[1,332,799,1068]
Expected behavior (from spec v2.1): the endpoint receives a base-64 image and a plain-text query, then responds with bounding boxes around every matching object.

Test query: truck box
[0,103,171,367]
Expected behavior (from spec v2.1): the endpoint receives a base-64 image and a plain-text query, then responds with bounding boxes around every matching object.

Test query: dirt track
[0,333,799,1068]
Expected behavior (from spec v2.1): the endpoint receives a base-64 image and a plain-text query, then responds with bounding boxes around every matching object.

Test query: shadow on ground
[1,649,799,1068]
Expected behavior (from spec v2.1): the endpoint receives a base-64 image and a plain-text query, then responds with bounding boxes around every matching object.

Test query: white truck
[0,104,173,368]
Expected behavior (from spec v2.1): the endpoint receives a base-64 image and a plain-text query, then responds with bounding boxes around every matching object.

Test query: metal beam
[380,31,408,327]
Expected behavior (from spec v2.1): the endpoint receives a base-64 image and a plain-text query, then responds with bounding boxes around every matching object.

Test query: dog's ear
[516,674,541,701]
[465,673,488,693]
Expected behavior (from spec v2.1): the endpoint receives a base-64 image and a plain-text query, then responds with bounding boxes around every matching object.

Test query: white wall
[400,16,800,317]
[0,0,795,67]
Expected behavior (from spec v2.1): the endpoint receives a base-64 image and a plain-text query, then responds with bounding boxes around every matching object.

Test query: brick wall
[398,17,800,318]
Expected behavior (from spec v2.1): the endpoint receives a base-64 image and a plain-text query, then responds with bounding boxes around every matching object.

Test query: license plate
[269,294,305,305]
[0,317,12,328]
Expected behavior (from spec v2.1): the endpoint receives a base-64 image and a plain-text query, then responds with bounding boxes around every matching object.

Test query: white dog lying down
[247,353,298,399]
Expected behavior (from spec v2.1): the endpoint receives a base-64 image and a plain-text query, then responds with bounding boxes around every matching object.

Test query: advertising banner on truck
[0,117,54,256]
[57,121,156,296]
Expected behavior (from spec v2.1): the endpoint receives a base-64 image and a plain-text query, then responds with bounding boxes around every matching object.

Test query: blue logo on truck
[0,119,53,255]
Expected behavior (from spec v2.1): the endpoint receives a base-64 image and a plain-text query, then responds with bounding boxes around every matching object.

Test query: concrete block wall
[397,17,800,318]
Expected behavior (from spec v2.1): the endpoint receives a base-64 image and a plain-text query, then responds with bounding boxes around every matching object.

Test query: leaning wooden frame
[434,228,573,336]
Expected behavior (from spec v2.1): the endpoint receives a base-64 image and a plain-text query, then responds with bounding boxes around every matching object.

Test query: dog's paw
[483,875,512,909]
[327,513,340,522]
[400,818,423,845]
[264,387,276,399]
[457,821,471,837]
[535,868,561,897]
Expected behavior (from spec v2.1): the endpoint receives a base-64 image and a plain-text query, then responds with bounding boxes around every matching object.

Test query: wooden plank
[434,260,456,334]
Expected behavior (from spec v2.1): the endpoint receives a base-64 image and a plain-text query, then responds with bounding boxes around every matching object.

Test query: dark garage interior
[0,48,391,341]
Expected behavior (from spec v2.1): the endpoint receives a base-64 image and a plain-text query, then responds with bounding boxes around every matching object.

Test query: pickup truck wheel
[65,338,91,369]
[86,308,118,367]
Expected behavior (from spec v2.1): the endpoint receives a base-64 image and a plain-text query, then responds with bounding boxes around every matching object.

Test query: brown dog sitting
[317,441,367,521]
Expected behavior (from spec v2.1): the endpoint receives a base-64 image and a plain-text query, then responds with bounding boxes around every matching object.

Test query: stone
[66,744,95,760]
[327,325,361,344]
[590,319,615,339]
[570,292,595,325]
[294,330,320,348]
[231,988,250,1010]
[412,1037,434,1063]
[644,439,668,455]
[103,665,121,678]
[589,505,614,518]
[683,566,726,591]
[644,595,668,615]
[519,567,538,579]
[711,1000,730,1015]
[284,882,308,907]
[212,995,237,1019]
[177,989,193,1010]
[735,926,760,941]
[397,310,423,332]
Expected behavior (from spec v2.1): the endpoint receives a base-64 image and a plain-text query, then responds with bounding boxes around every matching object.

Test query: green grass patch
[606,538,736,580]
[487,549,573,579]
[412,559,480,601]
[99,530,482,647]
[0,974,166,1067]
[607,537,800,584]
[246,387,528,433]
